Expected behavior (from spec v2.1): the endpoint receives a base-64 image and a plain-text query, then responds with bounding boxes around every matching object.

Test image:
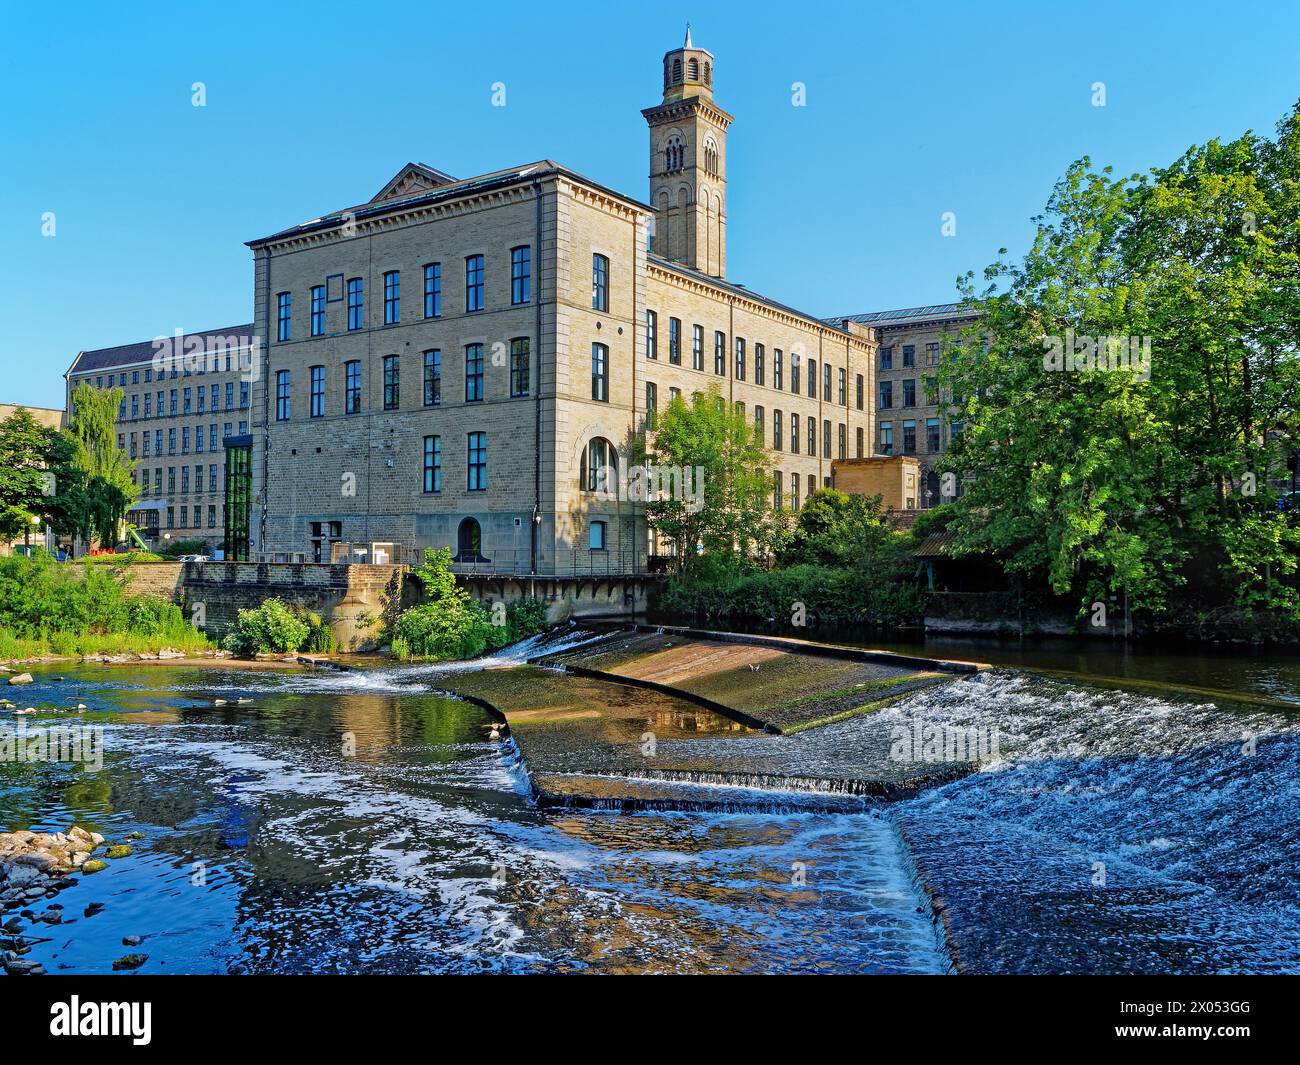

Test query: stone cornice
[647,261,873,350]
[641,96,734,131]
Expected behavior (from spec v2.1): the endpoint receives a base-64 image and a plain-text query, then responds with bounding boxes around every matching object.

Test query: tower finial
[684,23,692,48]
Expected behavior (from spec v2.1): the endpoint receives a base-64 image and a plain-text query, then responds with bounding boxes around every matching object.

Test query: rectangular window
[510,338,529,397]
[142,433,150,457]
[195,426,204,452]
[466,255,485,312]
[225,381,233,410]
[773,409,783,450]
[879,380,893,409]
[424,262,442,318]
[838,423,847,460]
[880,345,893,370]
[423,350,441,406]
[208,504,216,529]
[275,370,291,420]
[144,393,152,418]
[167,467,176,493]
[903,378,916,407]
[589,520,607,551]
[791,357,800,395]
[181,466,190,493]
[592,254,609,311]
[383,354,400,410]
[773,471,782,510]
[808,418,816,456]
[645,380,657,429]
[692,324,704,370]
[423,435,442,493]
[837,367,846,405]
[714,331,726,375]
[924,376,939,406]
[791,472,800,510]
[755,344,765,386]
[467,431,487,491]
[511,246,531,305]
[131,394,139,419]
[154,468,162,494]
[902,420,917,455]
[808,359,818,399]
[384,270,400,324]
[465,344,484,401]
[926,417,942,452]
[310,365,325,417]
[183,387,192,414]
[209,425,217,451]
[277,292,291,341]
[169,389,178,415]
[855,373,864,410]
[168,428,176,454]
[773,349,783,391]
[197,388,205,413]
[311,285,325,336]
[668,318,681,364]
[754,405,765,445]
[155,429,162,454]
[903,344,915,368]
[734,337,746,381]
[823,419,832,458]
[791,413,800,454]
[345,360,362,414]
[646,309,658,359]
[856,425,865,458]
[926,342,941,367]
[591,343,608,402]
[347,278,364,330]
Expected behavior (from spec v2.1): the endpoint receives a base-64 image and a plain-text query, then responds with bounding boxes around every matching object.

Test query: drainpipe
[531,179,543,575]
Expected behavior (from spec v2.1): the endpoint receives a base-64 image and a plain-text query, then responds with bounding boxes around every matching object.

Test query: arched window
[688,58,699,80]
[672,58,682,83]
[704,62,711,85]
[584,437,617,493]
[456,517,486,563]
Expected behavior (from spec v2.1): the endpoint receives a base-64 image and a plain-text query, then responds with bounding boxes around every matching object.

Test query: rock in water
[7,674,33,686]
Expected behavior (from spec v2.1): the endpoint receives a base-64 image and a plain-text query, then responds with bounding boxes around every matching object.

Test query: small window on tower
[688,58,699,80]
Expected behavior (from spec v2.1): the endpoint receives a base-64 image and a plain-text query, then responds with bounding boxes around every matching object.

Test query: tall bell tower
[642,26,734,278]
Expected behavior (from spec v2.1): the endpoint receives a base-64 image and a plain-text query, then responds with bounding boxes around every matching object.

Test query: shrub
[299,610,337,653]
[224,598,310,654]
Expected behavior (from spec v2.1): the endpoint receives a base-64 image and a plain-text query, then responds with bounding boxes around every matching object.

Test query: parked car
[1277,490,1300,512]
[177,554,210,563]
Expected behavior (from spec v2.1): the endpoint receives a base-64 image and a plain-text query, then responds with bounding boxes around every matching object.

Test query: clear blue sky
[3,0,1298,408]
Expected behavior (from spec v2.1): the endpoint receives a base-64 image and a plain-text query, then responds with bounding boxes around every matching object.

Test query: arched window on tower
[672,58,682,84]
[704,62,711,85]
[688,58,699,80]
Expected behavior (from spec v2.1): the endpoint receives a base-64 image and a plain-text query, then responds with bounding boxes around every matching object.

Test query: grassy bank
[0,551,211,662]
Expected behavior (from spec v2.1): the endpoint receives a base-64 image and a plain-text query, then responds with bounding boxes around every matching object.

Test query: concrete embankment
[442,627,990,810]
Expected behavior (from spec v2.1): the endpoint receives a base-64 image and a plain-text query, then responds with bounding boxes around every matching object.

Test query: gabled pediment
[371,162,458,203]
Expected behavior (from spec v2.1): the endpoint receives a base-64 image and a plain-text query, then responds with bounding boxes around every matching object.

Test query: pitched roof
[827,303,978,329]
[248,160,651,247]
[68,325,255,376]
[650,255,856,336]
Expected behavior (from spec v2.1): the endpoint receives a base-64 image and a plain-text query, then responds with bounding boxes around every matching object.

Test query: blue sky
[3,0,1298,408]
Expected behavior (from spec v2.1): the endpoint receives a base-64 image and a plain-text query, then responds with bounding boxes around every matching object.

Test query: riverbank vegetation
[391,547,548,660]
[936,101,1300,640]
[222,598,336,655]
[0,551,209,660]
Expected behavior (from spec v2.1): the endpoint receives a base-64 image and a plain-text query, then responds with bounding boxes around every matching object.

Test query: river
[2,631,1298,974]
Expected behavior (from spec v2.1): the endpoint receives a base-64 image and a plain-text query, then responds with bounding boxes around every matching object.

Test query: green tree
[0,409,58,543]
[783,487,898,569]
[633,385,787,572]
[65,382,137,547]
[939,101,1300,627]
